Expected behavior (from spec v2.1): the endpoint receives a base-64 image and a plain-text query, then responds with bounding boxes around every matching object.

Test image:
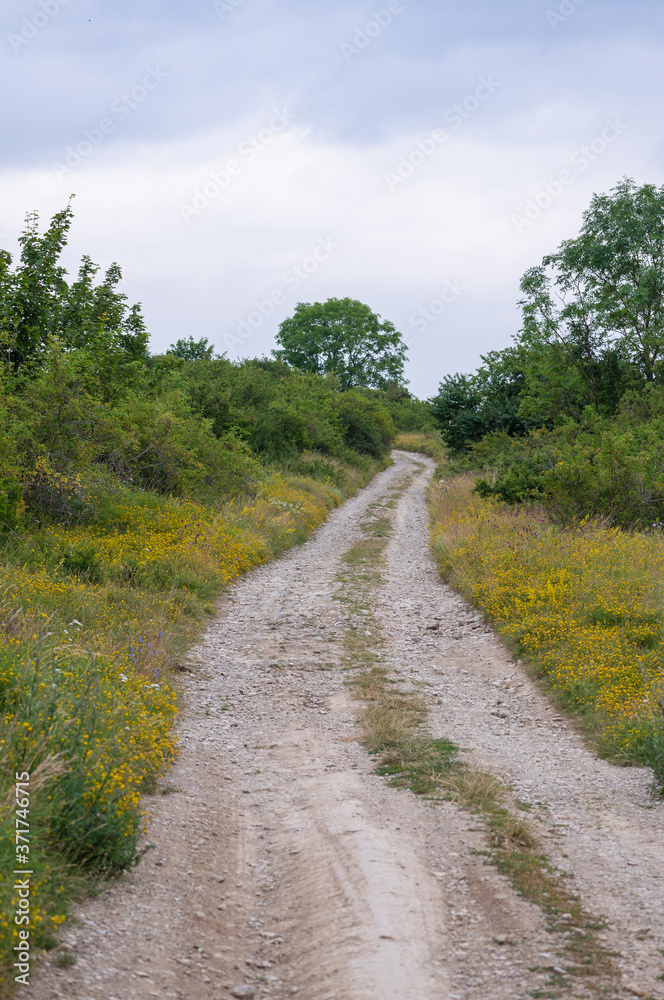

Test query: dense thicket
[429,347,530,453]
[430,179,664,528]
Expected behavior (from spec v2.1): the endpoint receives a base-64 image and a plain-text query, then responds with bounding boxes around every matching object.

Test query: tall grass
[428,475,664,791]
[394,431,446,463]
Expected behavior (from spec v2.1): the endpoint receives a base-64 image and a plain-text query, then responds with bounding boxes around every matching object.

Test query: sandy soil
[22,452,664,1000]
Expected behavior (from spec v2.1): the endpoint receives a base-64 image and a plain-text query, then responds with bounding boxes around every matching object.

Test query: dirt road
[23,452,664,1000]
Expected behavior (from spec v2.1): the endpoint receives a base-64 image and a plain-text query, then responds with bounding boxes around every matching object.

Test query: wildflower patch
[429,475,664,792]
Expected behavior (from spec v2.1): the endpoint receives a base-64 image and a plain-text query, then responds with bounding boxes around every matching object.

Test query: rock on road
[23,452,664,1000]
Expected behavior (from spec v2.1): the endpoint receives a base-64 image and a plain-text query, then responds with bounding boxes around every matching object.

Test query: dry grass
[394,432,446,464]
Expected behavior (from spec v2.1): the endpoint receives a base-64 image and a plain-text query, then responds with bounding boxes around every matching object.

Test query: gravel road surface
[23,452,664,1000]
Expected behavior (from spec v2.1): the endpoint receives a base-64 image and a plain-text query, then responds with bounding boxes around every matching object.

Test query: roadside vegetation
[4,174,664,989]
[428,476,664,791]
[430,180,664,531]
[426,179,664,794]
[393,430,446,463]
[0,204,426,986]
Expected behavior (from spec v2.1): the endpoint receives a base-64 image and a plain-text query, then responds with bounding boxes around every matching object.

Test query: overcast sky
[1,0,662,397]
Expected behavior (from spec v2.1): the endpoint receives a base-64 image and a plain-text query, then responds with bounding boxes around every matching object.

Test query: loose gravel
[22,452,664,1000]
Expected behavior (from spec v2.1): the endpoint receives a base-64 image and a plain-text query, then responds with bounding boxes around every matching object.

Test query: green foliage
[274,297,407,391]
[0,202,148,374]
[157,354,396,465]
[166,336,215,361]
[3,336,395,526]
[380,383,435,432]
[0,482,22,531]
[472,388,664,527]
[3,647,161,873]
[336,391,394,459]
[446,179,664,529]
[517,178,664,422]
[0,210,406,532]
[474,451,545,505]
[0,204,406,984]
[394,432,446,463]
[1,347,261,522]
[621,716,664,790]
[430,347,531,453]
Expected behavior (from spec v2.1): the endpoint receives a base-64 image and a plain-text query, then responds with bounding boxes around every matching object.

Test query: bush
[0,479,22,530]
[471,390,664,528]
[336,392,394,458]
[0,203,404,983]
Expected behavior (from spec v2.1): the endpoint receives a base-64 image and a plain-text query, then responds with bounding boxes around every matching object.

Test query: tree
[517,178,664,421]
[166,336,215,362]
[274,297,407,391]
[0,202,149,373]
[429,347,530,452]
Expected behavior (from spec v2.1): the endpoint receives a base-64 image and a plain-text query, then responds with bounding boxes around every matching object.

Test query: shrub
[336,392,394,458]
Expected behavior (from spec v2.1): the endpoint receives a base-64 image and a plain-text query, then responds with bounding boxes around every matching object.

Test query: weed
[428,475,664,792]
[394,432,446,464]
[55,951,76,968]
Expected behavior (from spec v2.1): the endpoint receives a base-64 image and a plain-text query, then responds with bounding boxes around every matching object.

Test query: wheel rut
[22,452,664,1000]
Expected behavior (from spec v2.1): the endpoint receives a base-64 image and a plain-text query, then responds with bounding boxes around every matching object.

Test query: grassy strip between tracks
[336,476,623,1000]
[0,458,384,992]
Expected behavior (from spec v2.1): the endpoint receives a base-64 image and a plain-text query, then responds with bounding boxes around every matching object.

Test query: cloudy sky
[1,0,662,397]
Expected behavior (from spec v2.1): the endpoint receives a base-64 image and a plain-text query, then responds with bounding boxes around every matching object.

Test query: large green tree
[517,178,664,421]
[166,336,215,362]
[274,297,407,391]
